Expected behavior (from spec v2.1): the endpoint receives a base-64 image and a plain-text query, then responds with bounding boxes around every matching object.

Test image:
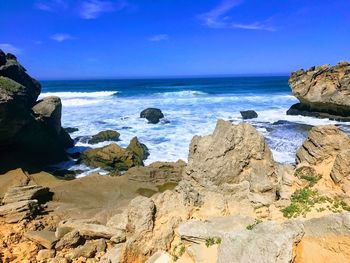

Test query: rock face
[88,130,120,144]
[81,137,148,173]
[240,110,258,119]
[287,62,350,121]
[0,50,73,171]
[184,120,279,203]
[140,108,164,124]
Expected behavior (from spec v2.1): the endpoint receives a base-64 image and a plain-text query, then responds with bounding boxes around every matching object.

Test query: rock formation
[0,50,73,171]
[287,61,350,121]
[88,130,120,144]
[140,108,164,124]
[240,110,258,119]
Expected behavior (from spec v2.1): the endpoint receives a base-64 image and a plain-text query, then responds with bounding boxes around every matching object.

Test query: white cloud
[79,0,128,19]
[148,34,169,42]
[51,33,74,42]
[0,43,22,54]
[198,0,276,31]
[35,0,68,12]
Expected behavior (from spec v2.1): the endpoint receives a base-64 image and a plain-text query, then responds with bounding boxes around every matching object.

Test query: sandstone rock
[2,185,50,204]
[33,96,62,134]
[330,150,350,187]
[100,244,124,263]
[125,160,186,184]
[65,242,97,260]
[37,249,56,261]
[240,110,258,119]
[24,230,58,249]
[287,62,350,121]
[296,125,350,165]
[126,137,149,162]
[140,108,164,124]
[145,251,173,263]
[217,220,304,263]
[81,143,144,172]
[0,200,40,223]
[88,130,120,144]
[176,215,255,243]
[0,168,29,199]
[55,230,83,250]
[184,120,279,204]
[57,219,121,239]
[47,257,68,263]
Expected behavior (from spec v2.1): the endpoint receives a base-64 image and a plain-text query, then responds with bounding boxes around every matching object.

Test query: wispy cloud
[148,34,169,42]
[51,33,74,42]
[199,0,276,31]
[79,0,128,19]
[0,43,22,54]
[35,0,68,12]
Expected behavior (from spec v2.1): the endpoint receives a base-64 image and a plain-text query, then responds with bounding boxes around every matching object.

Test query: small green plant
[172,243,186,261]
[246,219,263,230]
[205,237,221,247]
[295,167,322,187]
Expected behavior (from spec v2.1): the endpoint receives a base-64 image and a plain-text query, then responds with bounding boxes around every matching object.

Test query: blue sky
[0,0,349,79]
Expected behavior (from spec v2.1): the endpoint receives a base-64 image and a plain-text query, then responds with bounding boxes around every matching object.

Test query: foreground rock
[240,110,258,119]
[88,130,120,144]
[140,108,164,124]
[0,50,73,171]
[81,137,148,173]
[287,61,350,121]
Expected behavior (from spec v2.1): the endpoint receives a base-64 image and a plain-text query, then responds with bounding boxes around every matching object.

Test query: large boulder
[88,130,120,144]
[240,110,258,119]
[287,62,350,121]
[184,120,279,204]
[140,108,164,124]
[0,50,72,171]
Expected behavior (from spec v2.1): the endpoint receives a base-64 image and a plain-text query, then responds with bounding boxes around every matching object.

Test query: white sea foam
[156,90,208,97]
[39,91,118,99]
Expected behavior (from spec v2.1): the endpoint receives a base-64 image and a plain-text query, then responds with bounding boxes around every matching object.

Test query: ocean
[39,77,350,176]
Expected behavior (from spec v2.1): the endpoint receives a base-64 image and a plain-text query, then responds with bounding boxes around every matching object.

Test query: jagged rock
[2,185,50,204]
[65,242,97,260]
[55,230,83,250]
[330,150,350,189]
[37,249,56,261]
[140,108,164,124]
[100,244,124,263]
[217,220,304,263]
[240,110,258,119]
[24,230,58,249]
[0,168,29,198]
[57,219,121,239]
[126,136,149,162]
[296,125,350,165]
[184,120,279,204]
[145,251,172,263]
[287,62,350,121]
[88,130,120,144]
[33,96,62,134]
[81,138,148,172]
[0,199,39,223]
[0,50,6,66]
[176,215,255,243]
[125,160,186,184]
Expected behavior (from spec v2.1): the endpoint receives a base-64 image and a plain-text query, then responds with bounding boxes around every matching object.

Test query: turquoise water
[40,77,349,176]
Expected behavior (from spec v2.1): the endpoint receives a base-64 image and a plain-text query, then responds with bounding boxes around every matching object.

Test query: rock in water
[287,62,350,121]
[88,130,120,144]
[126,137,149,162]
[0,50,73,171]
[240,110,258,119]
[140,108,164,124]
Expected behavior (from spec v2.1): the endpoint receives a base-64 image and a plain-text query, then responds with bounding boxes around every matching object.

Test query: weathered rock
[88,130,120,144]
[81,142,145,172]
[184,120,279,204]
[55,230,83,250]
[140,108,164,124]
[64,127,79,133]
[0,168,29,199]
[287,62,350,121]
[296,125,350,165]
[125,160,186,184]
[33,96,62,134]
[24,230,58,249]
[217,220,304,263]
[330,150,350,186]
[176,215,255,243]
[240,110,258,119]
[65,242,97,260]
[37,249,56,261]
[0,49,6,66]
[100,244,124,263]
[57,219,121,239]
[145,251,173,263]
[2,185,50,204]
[0,199,40,223]
[127,137,149,162]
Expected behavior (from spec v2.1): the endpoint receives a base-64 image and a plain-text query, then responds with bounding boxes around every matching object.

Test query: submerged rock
[88,130,120,144]
[64,127,79,133]
[240,110,258,119]
[140,108,164,124]
[287,62,350,121]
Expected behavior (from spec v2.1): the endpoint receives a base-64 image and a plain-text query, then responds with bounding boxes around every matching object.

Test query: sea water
[39,77,350,176]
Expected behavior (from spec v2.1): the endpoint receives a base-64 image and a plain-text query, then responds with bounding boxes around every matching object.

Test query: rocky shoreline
[1,52,350,263]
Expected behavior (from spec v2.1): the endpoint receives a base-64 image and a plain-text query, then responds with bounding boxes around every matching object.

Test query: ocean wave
[39,91,118,99]
[155,90,208,98]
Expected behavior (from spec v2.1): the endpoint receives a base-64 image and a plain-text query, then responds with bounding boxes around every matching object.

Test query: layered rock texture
[0,50,73,171]
[287,62,350,121]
